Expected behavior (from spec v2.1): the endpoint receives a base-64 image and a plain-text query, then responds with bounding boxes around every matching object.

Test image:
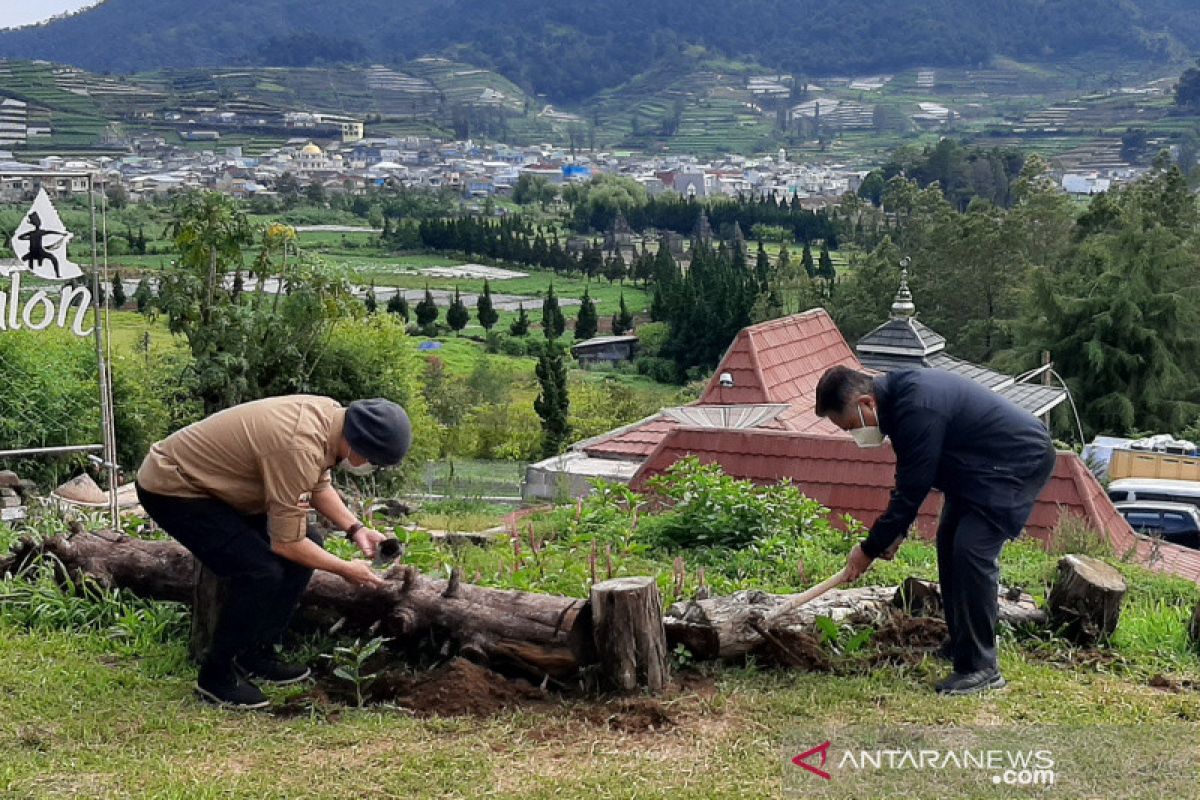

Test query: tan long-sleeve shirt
[137,395,346,543]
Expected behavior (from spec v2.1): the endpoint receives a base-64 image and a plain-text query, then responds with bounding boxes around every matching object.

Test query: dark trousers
[936,446,1056,674]
[135,484,320,672]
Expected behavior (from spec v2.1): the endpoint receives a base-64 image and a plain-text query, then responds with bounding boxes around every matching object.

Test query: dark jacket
[861,369,1054,559]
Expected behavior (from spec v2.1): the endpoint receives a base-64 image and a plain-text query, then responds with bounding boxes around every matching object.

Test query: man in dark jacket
[815,366,1057,695]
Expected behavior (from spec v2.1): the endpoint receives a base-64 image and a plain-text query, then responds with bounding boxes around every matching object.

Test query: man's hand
[878,537,904,561]
[351,527,388,559]
[845,543,874,581]
[340,559,386,587]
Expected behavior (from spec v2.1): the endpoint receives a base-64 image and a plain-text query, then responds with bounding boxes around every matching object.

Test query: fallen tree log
[664,580,1046,662]
[5,531,1051,680]
[8,532,591,680]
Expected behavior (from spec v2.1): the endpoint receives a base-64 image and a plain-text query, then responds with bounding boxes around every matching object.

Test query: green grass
[2,520,1200,798]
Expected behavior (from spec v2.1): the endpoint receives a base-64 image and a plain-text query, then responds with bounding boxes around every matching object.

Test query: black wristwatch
[346,522,364,539]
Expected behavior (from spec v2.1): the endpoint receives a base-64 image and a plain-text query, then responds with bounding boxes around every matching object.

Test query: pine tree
[611,292,634,335]
[754,241,771,290]
[574,289,598,341]
[110,272,127,309]
[818,243,835,281]
[801,243,816,278]
[415,286,439,328]
[534,340,571,457]
[446,286,469,334]
[136,225,147,255]
[364,283,378,314]
[387,291,409,321]
[476,278,499,331]
[509,303,530,336]
[542,283,565,340]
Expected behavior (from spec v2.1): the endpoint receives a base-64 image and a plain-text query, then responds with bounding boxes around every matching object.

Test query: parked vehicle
[1115,501,1200,550]
[1107,478,1200,510]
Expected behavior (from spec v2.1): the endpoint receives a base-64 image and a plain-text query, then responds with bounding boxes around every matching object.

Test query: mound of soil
[398,658,547,717]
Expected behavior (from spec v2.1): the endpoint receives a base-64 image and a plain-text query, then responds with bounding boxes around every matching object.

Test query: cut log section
[1046,554,1126,645]
[189,561,227,663]
[590,577,669,693]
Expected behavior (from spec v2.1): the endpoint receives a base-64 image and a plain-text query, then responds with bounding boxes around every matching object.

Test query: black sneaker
[234,650,312,686]
[936,669,1007,696]
[195,666,269,710]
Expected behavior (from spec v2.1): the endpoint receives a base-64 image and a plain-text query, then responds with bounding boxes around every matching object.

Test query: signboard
[1,188,93,336]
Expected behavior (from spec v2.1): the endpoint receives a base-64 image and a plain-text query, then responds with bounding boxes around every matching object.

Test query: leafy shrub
[635,355,679,384]
[0,330,100,485]
[640,456,836,550]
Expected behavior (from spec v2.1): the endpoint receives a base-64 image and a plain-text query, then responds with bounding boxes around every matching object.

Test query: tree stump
[1046,555,1126,645]
[590,577,669,693]
[188,558,228,663]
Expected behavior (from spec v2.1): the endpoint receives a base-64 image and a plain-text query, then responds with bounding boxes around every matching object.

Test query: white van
[1107,478,1200,510]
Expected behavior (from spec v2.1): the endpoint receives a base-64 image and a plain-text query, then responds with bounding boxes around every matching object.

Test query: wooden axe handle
[762,566,852,624]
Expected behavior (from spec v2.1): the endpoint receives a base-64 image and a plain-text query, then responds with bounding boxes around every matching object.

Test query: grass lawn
[2,624,1198,799]
[2,524,1199,799]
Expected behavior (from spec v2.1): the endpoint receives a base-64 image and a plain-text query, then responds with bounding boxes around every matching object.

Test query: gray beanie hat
[344,399,412,466]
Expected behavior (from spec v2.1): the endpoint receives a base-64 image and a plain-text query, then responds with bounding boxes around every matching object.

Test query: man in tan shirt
[136,395,412,709]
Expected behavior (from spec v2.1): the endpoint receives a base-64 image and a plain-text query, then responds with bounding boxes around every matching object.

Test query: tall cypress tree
[818,243,835,281]
[387,291,409,321]
[111,271,127,309]
[446,286,469,333]
[575,288,598,341]
[476,278,499,331]
[542,283,565,340]
[364,283,378,314]
[801,243,816,278]
[754,241,771,290]
[509,302,530,336]
[415,285,439,327]
[534,341,571,457]
[611,292,634,335]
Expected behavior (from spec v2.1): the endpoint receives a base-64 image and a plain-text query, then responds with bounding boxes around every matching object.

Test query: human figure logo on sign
[1,188,92,336]
[11,188,82,280]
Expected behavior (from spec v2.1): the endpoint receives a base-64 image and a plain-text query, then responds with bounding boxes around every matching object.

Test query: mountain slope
[1,0,1196,102]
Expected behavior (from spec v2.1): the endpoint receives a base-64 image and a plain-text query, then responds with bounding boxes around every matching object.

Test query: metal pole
[0,444,103,458]
[88,174,119,528]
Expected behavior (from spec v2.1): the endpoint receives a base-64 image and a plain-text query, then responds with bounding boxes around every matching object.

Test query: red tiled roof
[630,427,1200,584]
[584,310,858,458]
[581,415,679,461]
[699,309,860,409]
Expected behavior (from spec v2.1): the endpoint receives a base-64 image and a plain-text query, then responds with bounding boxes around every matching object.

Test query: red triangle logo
[792,740,832,780]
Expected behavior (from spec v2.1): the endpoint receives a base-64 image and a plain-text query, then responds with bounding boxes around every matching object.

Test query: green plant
[640,457,834,550]
[324,636,391,707]
[813,615,875,656]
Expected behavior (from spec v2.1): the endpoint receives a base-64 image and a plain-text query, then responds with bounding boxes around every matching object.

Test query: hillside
[1,0,1197,103]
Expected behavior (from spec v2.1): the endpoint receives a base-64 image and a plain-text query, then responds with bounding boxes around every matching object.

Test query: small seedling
[324,636,390,707]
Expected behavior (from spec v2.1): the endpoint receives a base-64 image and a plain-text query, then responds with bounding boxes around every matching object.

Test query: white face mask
[338,458,377,476]
[851,404,885,448]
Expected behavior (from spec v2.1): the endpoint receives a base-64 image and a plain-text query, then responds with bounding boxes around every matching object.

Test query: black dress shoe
[234,650,312,686]
[195,664,270,710]
[936,668,1006,696]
